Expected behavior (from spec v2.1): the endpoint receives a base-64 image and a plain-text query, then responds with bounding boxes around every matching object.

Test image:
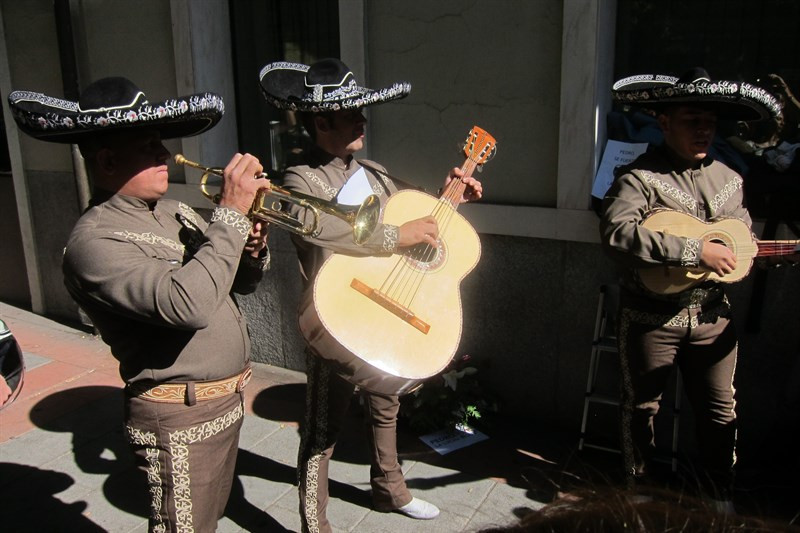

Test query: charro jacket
[62,193,267,384]
[281,145,404,295]
[600,145,752,307]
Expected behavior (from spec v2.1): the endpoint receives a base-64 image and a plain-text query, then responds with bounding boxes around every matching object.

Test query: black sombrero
[7,76,224,144]
[612,67,782,122]
[259,58,411,112]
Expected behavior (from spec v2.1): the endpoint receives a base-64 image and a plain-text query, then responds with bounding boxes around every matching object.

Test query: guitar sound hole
[404,239,446,271]
[706,234,733,250]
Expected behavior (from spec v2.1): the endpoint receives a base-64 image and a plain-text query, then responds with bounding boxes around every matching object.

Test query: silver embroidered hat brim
[7,84,224,144]
[259,60,411,113]
[612,73,782,122]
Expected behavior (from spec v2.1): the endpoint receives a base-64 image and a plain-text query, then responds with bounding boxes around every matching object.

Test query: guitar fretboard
[757,240,800,257]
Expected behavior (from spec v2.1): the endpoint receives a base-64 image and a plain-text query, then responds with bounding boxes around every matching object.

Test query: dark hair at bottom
[477,486,798,532]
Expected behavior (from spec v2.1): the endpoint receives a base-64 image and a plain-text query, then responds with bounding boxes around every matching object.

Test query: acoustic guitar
[637,210,800,295]
[306,126,497,396]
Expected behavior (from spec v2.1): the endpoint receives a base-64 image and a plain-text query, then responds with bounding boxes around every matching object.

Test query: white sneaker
[396,497,440,520]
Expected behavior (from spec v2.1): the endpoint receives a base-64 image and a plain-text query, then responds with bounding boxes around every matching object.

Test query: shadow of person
[224,448,295,531]
[29,386,148,520]
[248,383,374,509]
[250,381,306,424]
[0,462,106,532]
[251,381,393,467]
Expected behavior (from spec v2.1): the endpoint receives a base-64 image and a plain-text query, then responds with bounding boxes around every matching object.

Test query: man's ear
[314,114,331,134]
[657,113,669,133]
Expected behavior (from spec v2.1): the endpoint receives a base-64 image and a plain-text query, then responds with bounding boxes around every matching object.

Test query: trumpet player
[8,76,270,532]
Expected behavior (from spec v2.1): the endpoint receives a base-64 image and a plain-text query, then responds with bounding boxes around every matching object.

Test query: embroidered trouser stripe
[298,351,330,533]
[125,394,244,532]
[298,351,361,533]
[126,426,166,532]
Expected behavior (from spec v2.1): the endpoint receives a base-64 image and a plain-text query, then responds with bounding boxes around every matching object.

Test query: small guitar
[637,210,800,295]
[304,126,497,396]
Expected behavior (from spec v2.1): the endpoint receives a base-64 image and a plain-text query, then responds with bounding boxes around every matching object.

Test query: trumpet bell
[352,194,380,245]
[175,154,378,244]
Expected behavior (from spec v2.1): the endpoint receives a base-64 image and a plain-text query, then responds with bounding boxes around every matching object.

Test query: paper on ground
[419,426,489,455]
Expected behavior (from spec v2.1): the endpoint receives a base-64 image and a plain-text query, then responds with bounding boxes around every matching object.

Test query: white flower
[442,370,461,391]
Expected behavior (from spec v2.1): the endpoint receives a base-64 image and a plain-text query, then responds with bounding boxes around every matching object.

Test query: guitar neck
[756,240,800,257]
[440,157,480,208]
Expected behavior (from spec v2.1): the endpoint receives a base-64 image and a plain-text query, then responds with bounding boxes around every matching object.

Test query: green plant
[399,355,497,434]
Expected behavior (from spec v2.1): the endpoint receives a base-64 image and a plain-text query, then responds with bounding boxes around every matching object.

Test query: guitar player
[259,58,482,533]
[600,67,788,513]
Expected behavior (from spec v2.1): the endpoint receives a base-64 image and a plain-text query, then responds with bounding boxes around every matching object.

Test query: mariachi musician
[259,58,483,533]
[600,67,792,513]
[8,77,270,531]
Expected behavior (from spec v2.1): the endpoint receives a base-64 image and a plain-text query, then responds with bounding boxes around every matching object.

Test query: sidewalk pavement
[0,302,569,532]
[2,301,798,532]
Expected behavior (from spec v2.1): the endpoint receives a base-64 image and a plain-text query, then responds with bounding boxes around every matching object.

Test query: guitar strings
[378,173,464,306]
[653,223,799,257]
[699,242,800,256]
[379,156,479,310]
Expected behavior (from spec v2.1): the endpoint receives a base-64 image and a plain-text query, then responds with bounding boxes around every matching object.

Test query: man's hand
[700,241,737,276]
[443,167,483,203]
[398,216,439,248]
[218,153,271,215]
[244,221,269,258]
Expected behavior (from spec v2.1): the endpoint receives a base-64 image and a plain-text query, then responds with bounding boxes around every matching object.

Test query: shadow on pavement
[0,462,107,532]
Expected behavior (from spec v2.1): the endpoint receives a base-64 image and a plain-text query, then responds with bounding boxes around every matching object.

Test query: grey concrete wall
[238,230,306,372]
[362,0,564,206]
[24,170,82,318]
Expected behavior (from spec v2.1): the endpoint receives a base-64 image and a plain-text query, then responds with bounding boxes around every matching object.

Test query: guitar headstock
[463,126,497,166]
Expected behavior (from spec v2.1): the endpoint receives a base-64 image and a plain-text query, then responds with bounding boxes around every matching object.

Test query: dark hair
[479,488,797,533]
[299,111,334,141]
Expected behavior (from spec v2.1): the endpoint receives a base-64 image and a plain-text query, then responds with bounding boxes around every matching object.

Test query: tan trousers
[125,391,244,532]
[298,352,412,533]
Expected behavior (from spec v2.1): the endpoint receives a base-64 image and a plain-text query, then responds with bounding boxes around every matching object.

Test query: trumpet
[175,154,379,244]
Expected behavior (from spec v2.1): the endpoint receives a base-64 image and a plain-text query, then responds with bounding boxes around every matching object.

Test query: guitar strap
[356,159,431,196]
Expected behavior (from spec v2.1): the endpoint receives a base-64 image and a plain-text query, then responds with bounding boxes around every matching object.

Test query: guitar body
[637,210,757,295]
[308,189,481,396]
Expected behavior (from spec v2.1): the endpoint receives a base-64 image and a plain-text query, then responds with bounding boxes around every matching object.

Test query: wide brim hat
[259,58,411,112]
[7,76,224,144]
[612,67,782,122]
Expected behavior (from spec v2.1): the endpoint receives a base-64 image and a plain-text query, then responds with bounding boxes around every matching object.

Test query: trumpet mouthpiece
[174,154,187,165]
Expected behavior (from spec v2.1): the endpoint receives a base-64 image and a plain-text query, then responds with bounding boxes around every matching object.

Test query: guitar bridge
[350,278,430,334]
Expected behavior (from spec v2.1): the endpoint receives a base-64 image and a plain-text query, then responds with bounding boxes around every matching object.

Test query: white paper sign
[337,167,372,205]
[591,140,649,199]
[419,426,489,455]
